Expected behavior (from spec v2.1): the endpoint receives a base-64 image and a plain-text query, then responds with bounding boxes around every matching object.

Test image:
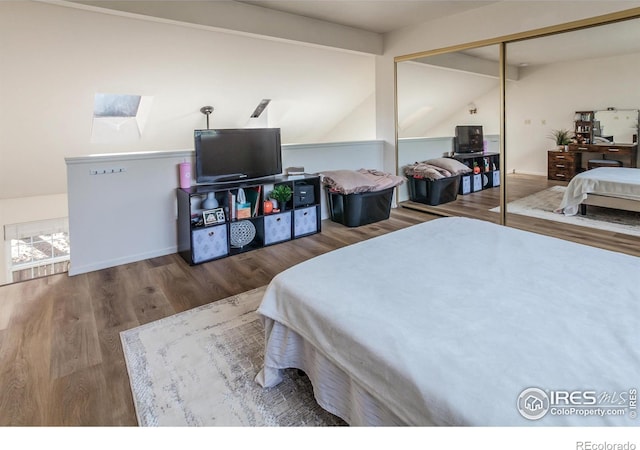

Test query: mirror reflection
[395,14,640,252]
[593,109,638,144]
[504,17,640,243]
[396,45,502,224]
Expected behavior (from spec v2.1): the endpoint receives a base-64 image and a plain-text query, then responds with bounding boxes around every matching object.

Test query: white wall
[0,1,376,201]
[397,60,500,138]
[65,141,384,276]
[323,94,376,142]
[422,85,501,139]
[0,0,377,284]
[506,51,640,175]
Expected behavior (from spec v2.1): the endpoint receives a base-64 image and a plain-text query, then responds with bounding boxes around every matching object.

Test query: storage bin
[263,211,292,245]
[482,170,500,188]
[471,173,482,192]
[327,187,394,227]
[294,206,319,236]
[191,224,229,263]
[459,174,471,195]
[407,175,460,206]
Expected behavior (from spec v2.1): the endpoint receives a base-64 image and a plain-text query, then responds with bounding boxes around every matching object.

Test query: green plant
[270,184,292,203]
[548,129,573,145]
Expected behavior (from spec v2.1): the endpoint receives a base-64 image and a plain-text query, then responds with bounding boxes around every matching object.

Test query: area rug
[120,286,345,426]
[490,185,640,237]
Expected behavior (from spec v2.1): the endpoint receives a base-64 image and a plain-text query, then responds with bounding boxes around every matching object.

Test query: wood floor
[401,173,640,257]
[0,174,638,426]
[0,207,428,426]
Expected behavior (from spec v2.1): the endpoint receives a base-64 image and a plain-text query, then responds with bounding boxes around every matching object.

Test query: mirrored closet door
[395,9,640,254]
[396,45,502,224]
[504,17,640,252]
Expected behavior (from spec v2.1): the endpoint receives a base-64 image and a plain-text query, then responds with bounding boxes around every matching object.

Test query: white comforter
[256,217,640,426]
[557,167,640,215]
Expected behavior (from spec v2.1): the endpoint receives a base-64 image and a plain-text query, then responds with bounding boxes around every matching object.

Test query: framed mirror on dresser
[566,108,639,171]
[594,109,639,144]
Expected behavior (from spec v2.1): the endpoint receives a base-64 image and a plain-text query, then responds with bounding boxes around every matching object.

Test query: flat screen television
[454,125,484,153]
[195,128,282,184]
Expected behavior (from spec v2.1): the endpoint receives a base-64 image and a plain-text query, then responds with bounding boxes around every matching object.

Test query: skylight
[91,93,153,143]
[93,93,141,117]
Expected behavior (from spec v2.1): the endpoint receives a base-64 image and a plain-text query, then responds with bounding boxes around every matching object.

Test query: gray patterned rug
[491,186,640,237]
[120,286,345,426]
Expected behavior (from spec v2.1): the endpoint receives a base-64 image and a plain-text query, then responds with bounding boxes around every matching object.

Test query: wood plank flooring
[0,174,637,426]
[0,207,427,426]
[401,173,640,257]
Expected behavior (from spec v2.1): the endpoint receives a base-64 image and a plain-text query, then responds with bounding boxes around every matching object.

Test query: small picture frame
[203,207,226,225]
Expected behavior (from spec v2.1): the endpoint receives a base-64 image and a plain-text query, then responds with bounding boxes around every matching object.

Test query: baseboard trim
[512,170,547,177]
[68,246,177,276]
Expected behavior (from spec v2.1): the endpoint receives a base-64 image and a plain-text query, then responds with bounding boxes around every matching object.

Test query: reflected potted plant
[548,129,572,151]
[269,185,292,211]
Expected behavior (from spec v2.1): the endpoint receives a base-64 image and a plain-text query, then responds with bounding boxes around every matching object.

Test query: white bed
[557,167,640,216]
[255,217,640,426]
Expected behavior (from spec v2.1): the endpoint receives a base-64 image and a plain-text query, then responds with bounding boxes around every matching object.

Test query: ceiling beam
[44,0,383,55]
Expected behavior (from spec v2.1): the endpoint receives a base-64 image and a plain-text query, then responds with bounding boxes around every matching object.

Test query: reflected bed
[557,167,640,216]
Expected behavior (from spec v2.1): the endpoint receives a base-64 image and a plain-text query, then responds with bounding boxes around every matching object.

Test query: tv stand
[452,152,500,194]
[177,174,321,264]
[194,175,282,191]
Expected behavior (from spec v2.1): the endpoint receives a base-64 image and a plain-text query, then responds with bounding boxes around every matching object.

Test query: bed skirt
[255,317,414,426]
